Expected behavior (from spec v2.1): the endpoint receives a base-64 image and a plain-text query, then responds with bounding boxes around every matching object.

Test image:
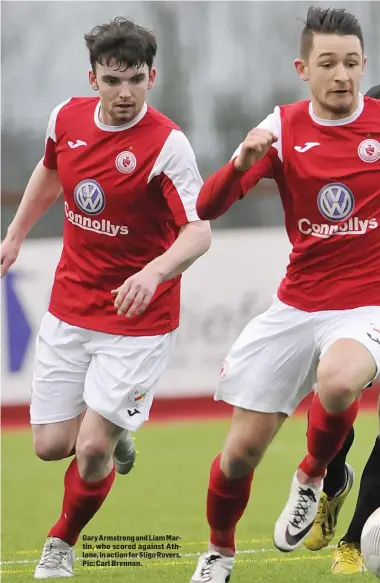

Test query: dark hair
[300,6,364,59]
[84,17,157,72]
[366,85,380,99]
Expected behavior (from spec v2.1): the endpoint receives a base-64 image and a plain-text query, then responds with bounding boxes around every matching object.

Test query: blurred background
[1,0,379,419]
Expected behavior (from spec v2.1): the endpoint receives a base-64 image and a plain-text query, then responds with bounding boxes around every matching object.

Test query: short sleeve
[147,130,203,226]
[231,106,283,164]
[43,99,71,170]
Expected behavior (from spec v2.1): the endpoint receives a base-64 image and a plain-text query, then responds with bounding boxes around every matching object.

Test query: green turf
[1,413,378,582]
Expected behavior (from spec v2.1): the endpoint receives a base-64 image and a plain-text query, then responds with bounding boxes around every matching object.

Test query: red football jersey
[43,97,202,335]
[233,94,380,311]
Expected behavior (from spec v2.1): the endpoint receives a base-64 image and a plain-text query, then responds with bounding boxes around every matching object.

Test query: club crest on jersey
[358,139,380,163]
[74,179,105,215]
[317,183,354,222]
[115,151,137,174]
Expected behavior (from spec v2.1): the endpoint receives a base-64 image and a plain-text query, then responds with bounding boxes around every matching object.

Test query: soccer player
[304,84,380,574]
[0,17,211,579]
[188,7,380,582]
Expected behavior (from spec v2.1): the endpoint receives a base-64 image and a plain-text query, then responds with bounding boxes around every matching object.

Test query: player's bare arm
[112,219,211,318]
[1,160,61,277]
[233,128,277,172]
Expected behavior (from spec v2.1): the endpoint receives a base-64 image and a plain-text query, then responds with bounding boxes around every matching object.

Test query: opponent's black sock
[343,436,380,546]
[323,426,355,498]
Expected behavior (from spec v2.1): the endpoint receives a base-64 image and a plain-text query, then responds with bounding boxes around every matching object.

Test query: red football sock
[299,394,359,478]
[207,454,253,553]
[48,458,115,546]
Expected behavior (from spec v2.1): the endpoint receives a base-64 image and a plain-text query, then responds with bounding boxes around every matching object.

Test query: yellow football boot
[304,464,354,551]
[331,541,366,574]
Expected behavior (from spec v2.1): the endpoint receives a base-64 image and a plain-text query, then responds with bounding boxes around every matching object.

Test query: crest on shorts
[358,139,380,163]
[133,389,149,403]
[367,323,380,346]
[115,151,137,174]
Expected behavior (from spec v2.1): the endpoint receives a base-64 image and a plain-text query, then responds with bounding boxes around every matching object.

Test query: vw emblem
[317,183,355,222]
[74,180,105,215]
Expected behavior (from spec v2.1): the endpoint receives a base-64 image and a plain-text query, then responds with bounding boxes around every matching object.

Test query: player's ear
[147,67,157,91]
[89,69,99,91]
[294,58,309,82]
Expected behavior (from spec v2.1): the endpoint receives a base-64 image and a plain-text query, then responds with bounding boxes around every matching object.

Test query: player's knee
[317,363,358,403]
[75,437,111,465]
[34,437,73,461]
[222,442,264,478]
[221,453,252,479]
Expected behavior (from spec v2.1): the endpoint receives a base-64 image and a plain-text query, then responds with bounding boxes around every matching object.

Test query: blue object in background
[4,272,32,373]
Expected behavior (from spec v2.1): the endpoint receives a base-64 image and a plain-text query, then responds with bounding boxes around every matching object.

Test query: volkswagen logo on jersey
[358,139,380,163]
[317,183,355,222]
[74,180,105,215]
[116,151,137,174]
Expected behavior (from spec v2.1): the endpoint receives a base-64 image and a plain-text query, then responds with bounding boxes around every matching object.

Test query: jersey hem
[48,305,180,336]
[277,286,380,313]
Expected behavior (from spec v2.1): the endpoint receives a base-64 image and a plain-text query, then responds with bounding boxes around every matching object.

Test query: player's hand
[111,266,161,318]
[234,129,277,172]
[0,235,21,278]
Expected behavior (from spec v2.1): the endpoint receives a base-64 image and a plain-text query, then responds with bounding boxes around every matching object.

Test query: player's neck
[310,95,360,121]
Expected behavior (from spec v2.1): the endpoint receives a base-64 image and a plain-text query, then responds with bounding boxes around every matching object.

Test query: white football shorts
[216,295,380,416]
[30,312,177,430]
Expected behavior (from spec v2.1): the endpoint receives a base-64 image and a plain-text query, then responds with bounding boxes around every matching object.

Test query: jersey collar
[309,93,364,126]
[94,101,148,132]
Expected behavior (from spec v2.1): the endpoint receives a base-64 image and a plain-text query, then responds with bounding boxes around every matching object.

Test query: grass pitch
[1,413,377,582]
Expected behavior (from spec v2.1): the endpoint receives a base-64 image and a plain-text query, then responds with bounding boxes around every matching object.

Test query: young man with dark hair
[306,86,380,573]
[189,7,380,582]
[1,17,211,579]
[300,5,364,59]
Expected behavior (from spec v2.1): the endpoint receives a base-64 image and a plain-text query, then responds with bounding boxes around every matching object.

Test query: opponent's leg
[332,432,380,574]
[304,425,355,551]
[324,426,355,498]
